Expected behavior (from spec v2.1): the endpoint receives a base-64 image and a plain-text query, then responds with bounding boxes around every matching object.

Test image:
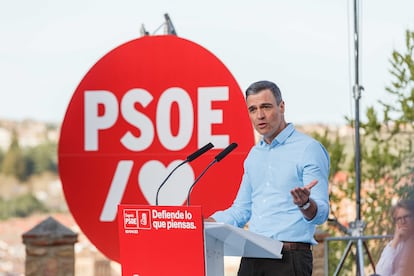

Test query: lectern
[118,205,283,276]
[204,222,283,276]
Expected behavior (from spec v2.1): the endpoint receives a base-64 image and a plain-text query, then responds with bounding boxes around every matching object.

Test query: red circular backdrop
[58,35,254,262]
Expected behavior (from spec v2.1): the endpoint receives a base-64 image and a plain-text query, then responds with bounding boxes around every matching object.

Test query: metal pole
[353,0,362,222]
[353,0,365,274]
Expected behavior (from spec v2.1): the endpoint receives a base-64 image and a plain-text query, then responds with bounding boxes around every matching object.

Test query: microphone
[155,142,214,205]
[214,142,238,162]
[186,142,238,206]
[186,142,214,162]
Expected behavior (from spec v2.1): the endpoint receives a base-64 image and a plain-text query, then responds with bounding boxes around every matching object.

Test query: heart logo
[138,160,195,205]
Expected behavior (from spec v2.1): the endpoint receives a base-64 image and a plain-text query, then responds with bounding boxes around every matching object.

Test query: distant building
[0,119,59,151]
[0,127,11,151]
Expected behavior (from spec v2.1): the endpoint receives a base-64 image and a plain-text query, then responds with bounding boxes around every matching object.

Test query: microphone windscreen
[214,142,238,162]
[186,142,214,162]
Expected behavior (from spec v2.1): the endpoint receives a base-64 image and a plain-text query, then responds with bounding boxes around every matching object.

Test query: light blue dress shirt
[211,123,330,244]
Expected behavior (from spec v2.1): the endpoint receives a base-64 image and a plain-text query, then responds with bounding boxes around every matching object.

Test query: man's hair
[245,80,283,105]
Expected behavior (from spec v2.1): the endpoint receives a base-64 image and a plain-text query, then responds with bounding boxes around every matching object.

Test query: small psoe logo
[123,209,138,230]
[123,209,151,234]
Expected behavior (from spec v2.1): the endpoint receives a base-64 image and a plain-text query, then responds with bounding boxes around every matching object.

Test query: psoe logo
[123,209,138,229]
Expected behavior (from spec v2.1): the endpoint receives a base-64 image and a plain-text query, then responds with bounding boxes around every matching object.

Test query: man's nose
[257,109,265,119]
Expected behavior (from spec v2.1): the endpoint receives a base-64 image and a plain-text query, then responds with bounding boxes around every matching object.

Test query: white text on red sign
[84,86,230,151]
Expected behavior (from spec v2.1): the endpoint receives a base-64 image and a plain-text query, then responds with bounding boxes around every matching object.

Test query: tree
[0,193,48,220]
[25,142,58,174]
[1,130,32,182]
[361,29,414,235]
[380,29,414,200]
[326,30,414,275]
[0,148,4,169]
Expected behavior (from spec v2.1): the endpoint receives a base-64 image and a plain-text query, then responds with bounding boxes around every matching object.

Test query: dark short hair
[245,80,283,104]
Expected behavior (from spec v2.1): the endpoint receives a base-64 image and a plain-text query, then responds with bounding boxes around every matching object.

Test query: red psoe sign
[58,35,254,262]
[118,205,205,275]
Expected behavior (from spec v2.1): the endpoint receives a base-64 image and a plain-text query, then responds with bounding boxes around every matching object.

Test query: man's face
[246,89,286,144]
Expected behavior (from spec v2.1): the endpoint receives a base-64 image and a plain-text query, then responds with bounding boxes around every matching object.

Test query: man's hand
[204,217,216,222]
[290,179,318,207]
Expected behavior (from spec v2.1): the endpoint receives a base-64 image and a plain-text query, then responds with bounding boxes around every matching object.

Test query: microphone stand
[186,160,217,206]
[155,142,214,206]
[328,1,375,275]
[186,142,238,206]
[155,160,187,206]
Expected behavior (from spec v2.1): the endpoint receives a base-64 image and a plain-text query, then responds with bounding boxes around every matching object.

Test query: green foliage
[0,148,4,169]
[0,193,48,220]
[311,129,346,180]
[347,29,414,232]
[383,30,414,124]
[0,130,58,182]
[1,131,31,181]
[25,142,58,174]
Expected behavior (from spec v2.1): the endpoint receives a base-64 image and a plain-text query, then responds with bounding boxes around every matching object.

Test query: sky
[0,0,413,126]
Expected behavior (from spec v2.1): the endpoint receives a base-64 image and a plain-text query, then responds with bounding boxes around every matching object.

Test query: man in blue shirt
[206,80,330,275]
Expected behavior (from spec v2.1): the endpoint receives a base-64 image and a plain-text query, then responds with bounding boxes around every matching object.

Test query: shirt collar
[259,123,295,148]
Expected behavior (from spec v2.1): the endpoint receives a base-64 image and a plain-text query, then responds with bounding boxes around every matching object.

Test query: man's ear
[279,101,285,113]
